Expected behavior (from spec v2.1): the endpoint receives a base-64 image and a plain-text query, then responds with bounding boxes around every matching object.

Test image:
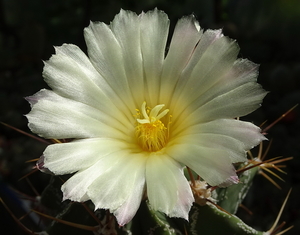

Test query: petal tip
[218,175,239,188]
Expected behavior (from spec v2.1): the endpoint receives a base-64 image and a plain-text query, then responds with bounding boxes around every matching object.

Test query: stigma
[135,102,169,152]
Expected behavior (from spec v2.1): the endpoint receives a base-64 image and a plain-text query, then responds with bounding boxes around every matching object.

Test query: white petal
[218,175,239,187]
[43,138,129,175]
[187,119,266,149]
[171,119,267,163]
[189,59,261,112]
[167,30,267,132]
[171,81,267,134]
[84,20,136,112]
[189,82,267,123]
[139,9,169,106]
[26,89,131,139]
[171,32,239,115]
[113,185,145,226]
[180,29,223,73]
[110,10,144,105]
[167,144,238,186]
[146,154,194,220]
[175,134,247,163]
[61,149,129,202]
[160,15,202,104]
[85,9,170,109]
[170,58,265,132]
[87,152,146,225]
[213,58,259,92]
[43,44,132,121]
[169,31,265,129]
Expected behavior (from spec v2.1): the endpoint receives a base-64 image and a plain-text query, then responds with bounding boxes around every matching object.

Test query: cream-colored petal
[110,10,144,106]
[211,58,259,94]
[197,58,259,105]
[86,10,170,109]
[180,29,223,74]
[171,58,265,131]
[146,154,194,220]
[43,44,131,121]
[84,21,136,113]
[168,30,267,130]
[171,81,266,134]
[61,149,131,202]
[139,9,169,106]
[43,138,129,175]
[167,144,238,186]
[113,179,145,226]
[174,134,247,163]
[26,89,131,139]
[178,119,266,148]
[160,15,202,105]
[188,59,260,113]
[188,82,267,124]
[87,152,146,224]
[171,119,266,163]
[171,33,239,116]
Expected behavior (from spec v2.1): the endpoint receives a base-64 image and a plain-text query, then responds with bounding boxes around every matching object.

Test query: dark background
[1,0,300,234]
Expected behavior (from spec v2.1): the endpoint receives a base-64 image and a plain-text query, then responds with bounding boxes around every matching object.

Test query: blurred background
[0,0,300,234]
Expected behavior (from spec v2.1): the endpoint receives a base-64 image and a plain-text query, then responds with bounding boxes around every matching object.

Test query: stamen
[135,102,169,152]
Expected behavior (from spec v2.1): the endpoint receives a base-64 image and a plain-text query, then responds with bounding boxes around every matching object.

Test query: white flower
[26,9,267,225]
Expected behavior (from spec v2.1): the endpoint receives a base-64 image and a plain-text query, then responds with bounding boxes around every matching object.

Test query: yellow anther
[135,102,169,152]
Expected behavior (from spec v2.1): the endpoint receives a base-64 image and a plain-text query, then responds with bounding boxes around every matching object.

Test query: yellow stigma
[135,102,169,152]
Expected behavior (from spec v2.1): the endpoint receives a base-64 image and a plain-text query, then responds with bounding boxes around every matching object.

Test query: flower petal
[43,44,132,121]
[172,81,267,132]
[180,29,224,74]
[110,10,145,105]
[167,144,238,186]
[171,58,266,131]
[60,149,129,202]
[160,15,202,105]
[139,9,169,106]
[176,134,247,163]
[188,119,266,149]
[171,119,267,163]
[84,19,136,112]
[189,82,267,123]
[172,30,238,108]
[26,89,131,139]
[43,138,129,175]
[87,152,146,225]
[170,30,266,129]
[146,154,194,220]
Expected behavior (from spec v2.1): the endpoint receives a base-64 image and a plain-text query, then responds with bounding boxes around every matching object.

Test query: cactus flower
[26,9,267,225]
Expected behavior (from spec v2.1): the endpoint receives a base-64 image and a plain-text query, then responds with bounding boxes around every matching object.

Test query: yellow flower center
[135,102,169,152]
